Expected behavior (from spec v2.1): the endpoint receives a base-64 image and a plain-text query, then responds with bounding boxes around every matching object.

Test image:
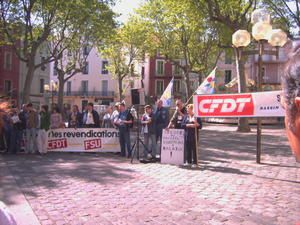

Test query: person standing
[8,108,23,154]
[153,99,169,158]
[18,104,28,151]
[50,106,63,129]
[102,106,113,128]
[68,105,82,128]
[82,103,100,128]
[167,99,187,129]
[182,104,202,167]
[141,105,156,159]
[37,105,50,154]
[114,103,133,157]
[111,102,120,128]
[25,103,39,154]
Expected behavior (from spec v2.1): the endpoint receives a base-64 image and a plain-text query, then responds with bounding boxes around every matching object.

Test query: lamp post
[232,9,287,163]
[50,80,58,107]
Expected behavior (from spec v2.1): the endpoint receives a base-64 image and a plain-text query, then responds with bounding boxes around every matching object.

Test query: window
[173,62,181,75]
[102,80,108,96]
[156,60,164,76]
[4,52,12,70]
[40,79,45,93]
[225,70,232,84]
[155,80,164,95]
[67,81,71,95]
[102,61,109,74]
[41,57,46,71]
[82,61,89,74]
[174,79,181,93]
[4,80,12,95]
[225,51,232,64]
[81,80,88,95]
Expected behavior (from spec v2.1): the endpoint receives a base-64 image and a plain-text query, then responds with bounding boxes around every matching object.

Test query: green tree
[192,0,257,132]
[134,0,220,99]
[0,0,115,104]
[262,0,300,37]
[50,0,115,113]
[100,18,149,101]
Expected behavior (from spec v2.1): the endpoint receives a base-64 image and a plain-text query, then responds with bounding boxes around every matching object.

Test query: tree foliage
[100,17,149,101]
[0,0,115,104]
[131,0,220,97]
[261,0,300,37]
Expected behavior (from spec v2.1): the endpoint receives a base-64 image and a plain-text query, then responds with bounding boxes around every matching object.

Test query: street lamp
[232,9,287,163]
[50,80,58,107]
[44,84,50,105]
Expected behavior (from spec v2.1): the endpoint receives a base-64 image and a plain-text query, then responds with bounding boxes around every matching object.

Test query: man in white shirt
[83,103,100,128]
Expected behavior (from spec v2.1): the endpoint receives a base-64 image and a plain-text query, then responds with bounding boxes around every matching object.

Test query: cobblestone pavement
[1,124,299,225]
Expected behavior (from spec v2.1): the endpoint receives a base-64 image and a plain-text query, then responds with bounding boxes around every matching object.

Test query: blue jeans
[26,128,38,153]
[9,128,22,153]
[143,133,156,158]
[119,127,131,157]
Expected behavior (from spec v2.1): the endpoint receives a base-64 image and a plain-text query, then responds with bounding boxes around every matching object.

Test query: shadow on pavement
[1,152,135,204]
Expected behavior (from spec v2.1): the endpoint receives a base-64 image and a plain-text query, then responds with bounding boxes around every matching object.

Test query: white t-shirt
[86,112,95,125]
[111,110,119,123]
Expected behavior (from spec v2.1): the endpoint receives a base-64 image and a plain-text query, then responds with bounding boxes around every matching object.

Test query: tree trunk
[235,48,251,132]
[57,74,65,114]
[185,70,191,102]
[118,76,123,102]
[22,61,36,104]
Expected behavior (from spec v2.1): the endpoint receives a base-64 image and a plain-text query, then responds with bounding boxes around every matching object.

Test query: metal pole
[256,41,263,164]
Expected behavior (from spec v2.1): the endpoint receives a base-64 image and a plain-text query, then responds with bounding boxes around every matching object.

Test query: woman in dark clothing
[182,104,202,167]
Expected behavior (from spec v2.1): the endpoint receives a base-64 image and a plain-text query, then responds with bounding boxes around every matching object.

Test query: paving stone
[1,125,299,225]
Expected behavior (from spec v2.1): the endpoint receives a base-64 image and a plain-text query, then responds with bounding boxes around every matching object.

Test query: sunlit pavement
[1,124,299,225]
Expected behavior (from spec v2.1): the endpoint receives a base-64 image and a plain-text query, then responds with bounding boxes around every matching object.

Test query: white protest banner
[161,129,184,165]
[47,128,120,152]
[194,91,284,118]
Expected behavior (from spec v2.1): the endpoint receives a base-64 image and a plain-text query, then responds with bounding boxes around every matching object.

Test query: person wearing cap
[111,102,120,128]
[281,41,300,162]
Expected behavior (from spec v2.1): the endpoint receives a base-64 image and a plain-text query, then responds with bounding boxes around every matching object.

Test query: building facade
[142,56,199,104]
[50,47,118,111]
[216,43,290,93]
[0,44,20,106]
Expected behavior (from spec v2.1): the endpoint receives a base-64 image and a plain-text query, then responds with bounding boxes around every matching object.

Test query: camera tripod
[130,105,153,163]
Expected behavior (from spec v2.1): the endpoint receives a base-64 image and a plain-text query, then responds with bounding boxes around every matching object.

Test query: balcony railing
[51,91,114,97]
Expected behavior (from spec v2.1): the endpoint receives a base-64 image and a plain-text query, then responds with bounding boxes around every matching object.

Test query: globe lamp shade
[268,29,288,47]
[251,9,271,24]
[252,22,272,41]
[232,30,251,47]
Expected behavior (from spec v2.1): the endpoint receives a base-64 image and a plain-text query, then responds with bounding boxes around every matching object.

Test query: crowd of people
[1,42,300,165]
[0,98,203,166]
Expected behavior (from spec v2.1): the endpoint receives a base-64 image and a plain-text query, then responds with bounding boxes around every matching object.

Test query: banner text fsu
[84,139,102,150]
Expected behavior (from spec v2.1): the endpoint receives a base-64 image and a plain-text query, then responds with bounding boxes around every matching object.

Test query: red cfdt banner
[193,91,285,118]
[194,94,254,117]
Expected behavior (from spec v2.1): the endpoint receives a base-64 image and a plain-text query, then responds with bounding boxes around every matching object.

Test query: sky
[113,0,144,23]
